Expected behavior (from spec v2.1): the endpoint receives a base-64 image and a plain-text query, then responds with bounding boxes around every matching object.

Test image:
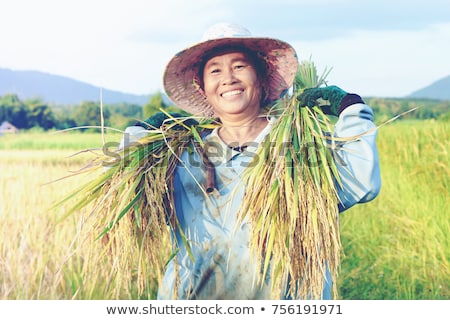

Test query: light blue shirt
[122,104,381,300]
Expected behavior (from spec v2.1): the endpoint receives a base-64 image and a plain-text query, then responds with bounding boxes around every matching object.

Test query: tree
[26,99,56,129]
[105,103,142,118]
[0,94,29,128]
[105,103,143,129]
[72,101,110,130]
[142,91,190,120]
[143,91,167,119]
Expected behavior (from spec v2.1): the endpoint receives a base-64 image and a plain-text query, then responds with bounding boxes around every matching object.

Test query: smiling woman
[56,22,381,301]
[126,22,380,300]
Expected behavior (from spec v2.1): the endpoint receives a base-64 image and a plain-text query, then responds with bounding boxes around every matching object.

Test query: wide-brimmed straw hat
[163,23,299,117]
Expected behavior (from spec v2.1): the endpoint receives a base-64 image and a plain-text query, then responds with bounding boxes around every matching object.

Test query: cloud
[229,0,450,40]
[294,22,450,97]
[1,0,449,97]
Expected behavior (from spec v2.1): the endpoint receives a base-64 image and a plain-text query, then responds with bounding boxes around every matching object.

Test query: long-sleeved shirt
[121,103,381,300]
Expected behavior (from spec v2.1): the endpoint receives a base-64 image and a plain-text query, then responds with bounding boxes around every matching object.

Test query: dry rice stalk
[54,117,209,297]
[237,60,342,299]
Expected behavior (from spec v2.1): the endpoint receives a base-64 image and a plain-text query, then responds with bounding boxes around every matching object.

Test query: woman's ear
[193,75,206,98]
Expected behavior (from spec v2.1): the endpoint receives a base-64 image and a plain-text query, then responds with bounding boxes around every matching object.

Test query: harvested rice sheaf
[238,60,341,299]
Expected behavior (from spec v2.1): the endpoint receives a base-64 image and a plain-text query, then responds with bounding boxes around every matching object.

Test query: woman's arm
[333,103,382,212]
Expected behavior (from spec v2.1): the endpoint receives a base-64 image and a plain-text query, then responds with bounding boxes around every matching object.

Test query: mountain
[408,75,450,100]
[3,67,448,104]
[0,68,151,105]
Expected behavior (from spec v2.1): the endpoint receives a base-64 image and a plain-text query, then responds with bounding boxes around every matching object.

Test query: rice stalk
[237,59,342,299]
[54,115,213,297]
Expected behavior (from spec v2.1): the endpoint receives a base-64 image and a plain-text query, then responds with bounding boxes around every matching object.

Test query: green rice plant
[338,120,449,299]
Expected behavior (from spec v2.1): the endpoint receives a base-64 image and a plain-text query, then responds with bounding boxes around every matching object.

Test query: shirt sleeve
[101,126,150,171]
[333,103,382,212]
[118,125,150,149]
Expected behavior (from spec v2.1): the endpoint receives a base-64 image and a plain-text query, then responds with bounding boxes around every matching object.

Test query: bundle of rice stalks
[238,60,342,299]
[54,115,215,297]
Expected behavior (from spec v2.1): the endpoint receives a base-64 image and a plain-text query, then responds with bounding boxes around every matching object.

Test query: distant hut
[0,121,19,135]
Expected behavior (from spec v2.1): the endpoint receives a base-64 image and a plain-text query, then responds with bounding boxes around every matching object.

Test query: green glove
[137,112,198,130]
[297,85,348,116]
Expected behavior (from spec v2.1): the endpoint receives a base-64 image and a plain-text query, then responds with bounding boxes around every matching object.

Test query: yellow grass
[1,150,85,298]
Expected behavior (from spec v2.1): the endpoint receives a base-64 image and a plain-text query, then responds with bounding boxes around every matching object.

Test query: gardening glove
[136,112,197,130]
[297,86,364,116]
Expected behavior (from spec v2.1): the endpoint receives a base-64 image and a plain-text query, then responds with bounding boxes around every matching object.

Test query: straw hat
[163,23,299,117]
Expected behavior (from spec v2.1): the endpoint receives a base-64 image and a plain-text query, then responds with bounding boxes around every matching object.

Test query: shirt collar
[203,116,276,163]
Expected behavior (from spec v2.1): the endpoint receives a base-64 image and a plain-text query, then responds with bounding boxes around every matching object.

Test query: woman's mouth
[221,89,244,98]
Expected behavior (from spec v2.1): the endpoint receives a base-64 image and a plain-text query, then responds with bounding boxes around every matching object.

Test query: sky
[1,0,450,98]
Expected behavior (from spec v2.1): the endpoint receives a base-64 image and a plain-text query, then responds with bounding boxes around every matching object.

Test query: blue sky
[1,0,449,98]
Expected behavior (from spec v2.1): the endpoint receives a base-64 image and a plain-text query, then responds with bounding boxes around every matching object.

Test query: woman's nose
[221,68,237,85]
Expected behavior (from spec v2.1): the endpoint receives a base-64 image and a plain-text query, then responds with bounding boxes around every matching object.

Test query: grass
[338,119,449,299]
[0,119,448,299]
[0,130,122,151]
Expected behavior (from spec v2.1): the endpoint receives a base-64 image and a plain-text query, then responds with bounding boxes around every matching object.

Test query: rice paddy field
[0,120,448,300]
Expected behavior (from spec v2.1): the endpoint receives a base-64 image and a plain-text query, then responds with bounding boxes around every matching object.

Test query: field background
[0,120,448,300]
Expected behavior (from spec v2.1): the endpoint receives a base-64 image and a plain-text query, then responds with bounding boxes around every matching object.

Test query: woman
[123,22,381,299]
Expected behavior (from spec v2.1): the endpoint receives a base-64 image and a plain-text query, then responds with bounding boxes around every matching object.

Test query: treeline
[365,97,450,123]
[0,93,184,131]
[1,94,449,131]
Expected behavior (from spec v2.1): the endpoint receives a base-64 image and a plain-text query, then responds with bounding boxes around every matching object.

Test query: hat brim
[163,36,298,117]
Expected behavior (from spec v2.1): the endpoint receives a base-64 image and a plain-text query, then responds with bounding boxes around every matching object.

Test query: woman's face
[202,51,263,119]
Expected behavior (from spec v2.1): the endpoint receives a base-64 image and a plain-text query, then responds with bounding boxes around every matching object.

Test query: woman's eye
[210,68,220,74]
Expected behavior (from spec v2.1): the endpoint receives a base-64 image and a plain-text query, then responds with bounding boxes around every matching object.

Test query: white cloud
[293,22,450,97]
